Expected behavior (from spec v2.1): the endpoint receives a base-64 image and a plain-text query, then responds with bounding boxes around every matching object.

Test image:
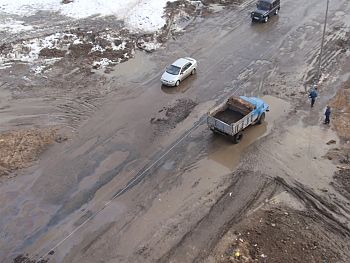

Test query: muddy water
[206,96,290,171]
[105,50,158,81]
[270,119,339,188]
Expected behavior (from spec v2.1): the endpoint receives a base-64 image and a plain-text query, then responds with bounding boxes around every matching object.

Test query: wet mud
[150,98,198,133]
[13,255,48,263]
[207,206,342,263]
[333,168,350,200]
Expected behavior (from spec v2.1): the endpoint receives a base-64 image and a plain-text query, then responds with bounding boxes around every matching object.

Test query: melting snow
[0,19,33,33]
[92,58,114,68]
[0,0,177,32]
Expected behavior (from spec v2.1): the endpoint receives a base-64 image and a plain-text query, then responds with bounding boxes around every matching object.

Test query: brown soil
[324,146,350,163]
[332,168,350,200]
[209,207,341,263]
[329,83,350,141]
[334,32,350,52]
[68,43,94,58]
[39,48,67,57]
[150,98,197,132]
[0,128,64,177]
[214,109,244,124]
[201,0,245,5]
[13,254,48,263]
[327,78,350,198]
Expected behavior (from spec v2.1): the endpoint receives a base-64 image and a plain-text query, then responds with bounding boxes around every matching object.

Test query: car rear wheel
[191,68,196,75]
[264,16,269,23]
[175,80,180,87]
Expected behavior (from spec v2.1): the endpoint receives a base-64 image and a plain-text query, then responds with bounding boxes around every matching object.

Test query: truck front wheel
[232,132,243,144]
[257,113,265,125]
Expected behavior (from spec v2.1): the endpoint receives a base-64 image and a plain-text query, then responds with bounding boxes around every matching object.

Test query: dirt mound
[0,128,64,177]
[324,146,350,163]
[68,43,94,58]
[335,32,350,52]
[201,0,245,5]
[13,254,48,263]
[332,168,350,199]
[39,48,66,58]
[150,98,197,132]
[210,208,341,263]
[330,82,350,141]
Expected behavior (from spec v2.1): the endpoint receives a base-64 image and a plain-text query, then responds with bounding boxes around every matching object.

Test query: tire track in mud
[55,97,102,127]
[275,177,350,238]
[304,24,349,83]
[157,172,280,263]
[157,174,350,263]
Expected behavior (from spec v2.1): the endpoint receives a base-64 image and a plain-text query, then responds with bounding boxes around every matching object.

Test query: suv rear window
[257,1,271,10]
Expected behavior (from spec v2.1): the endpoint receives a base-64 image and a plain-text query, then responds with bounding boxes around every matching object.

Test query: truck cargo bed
[213,108,244,124]
[207,95,269,142]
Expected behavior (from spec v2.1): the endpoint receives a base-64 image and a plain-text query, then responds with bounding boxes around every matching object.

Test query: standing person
[324,106,331,124]
[308,86,318,107]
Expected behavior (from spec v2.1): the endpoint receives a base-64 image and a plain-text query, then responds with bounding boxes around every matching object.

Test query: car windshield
[166,65,181,75]
[257,1,271,10]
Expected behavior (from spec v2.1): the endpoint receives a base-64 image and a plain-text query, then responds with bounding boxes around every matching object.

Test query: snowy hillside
[0,0,177,32]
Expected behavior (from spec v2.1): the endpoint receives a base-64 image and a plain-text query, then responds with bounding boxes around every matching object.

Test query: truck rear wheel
[232,132,243,144]
[257,113,265,125]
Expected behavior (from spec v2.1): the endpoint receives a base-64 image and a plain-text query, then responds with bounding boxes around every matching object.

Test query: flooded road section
[0,0,350,262]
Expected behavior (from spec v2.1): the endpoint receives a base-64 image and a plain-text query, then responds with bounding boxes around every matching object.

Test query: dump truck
[207,96,269,143]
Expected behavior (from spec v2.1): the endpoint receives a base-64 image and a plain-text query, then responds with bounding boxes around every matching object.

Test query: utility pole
[316,0,330,82]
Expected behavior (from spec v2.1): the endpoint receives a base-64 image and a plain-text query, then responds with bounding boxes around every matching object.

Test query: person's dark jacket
[309,90,318,99]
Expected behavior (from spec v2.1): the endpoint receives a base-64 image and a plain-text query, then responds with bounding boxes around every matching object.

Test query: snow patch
[0,0,178,32]
[92,58,114,69]
[0,32,78,63]
[141,42,162,52]
[0,19,33,33]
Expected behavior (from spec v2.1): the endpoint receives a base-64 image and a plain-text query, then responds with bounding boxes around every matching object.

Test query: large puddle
[204,95,291,172]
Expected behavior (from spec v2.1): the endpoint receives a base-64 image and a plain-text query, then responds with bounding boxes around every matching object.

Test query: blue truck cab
[240,96,270,122]
[207,96,269,143]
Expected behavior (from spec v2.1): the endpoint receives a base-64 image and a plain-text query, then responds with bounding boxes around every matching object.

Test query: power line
[316,0,330,82]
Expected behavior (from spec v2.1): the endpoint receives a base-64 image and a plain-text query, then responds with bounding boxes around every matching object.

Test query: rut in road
[157,171,280,263]
[157,173,350,263]
[275,177,350,238]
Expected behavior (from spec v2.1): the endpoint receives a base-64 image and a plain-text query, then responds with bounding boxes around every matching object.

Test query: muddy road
[1,0,350,262]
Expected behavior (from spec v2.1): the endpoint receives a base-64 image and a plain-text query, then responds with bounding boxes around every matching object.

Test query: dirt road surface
[1,0,350,262]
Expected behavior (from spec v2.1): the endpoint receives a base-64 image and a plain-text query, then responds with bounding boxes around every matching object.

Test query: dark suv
[251,0,280,23]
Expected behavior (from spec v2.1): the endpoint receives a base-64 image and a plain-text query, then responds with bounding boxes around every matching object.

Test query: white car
[161,57,197,87]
